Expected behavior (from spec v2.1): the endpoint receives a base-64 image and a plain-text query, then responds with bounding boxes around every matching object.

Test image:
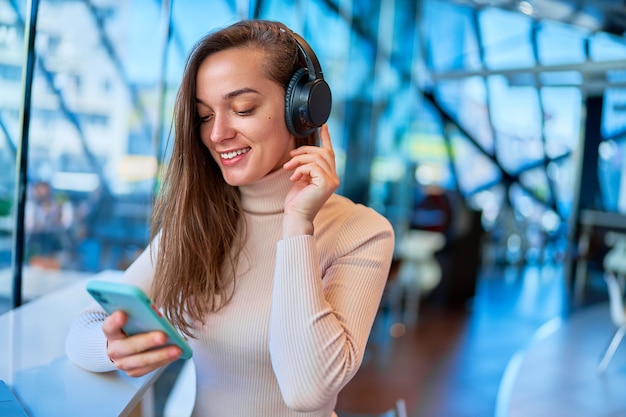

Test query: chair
[392,230,446,325]
[598,234,626,374]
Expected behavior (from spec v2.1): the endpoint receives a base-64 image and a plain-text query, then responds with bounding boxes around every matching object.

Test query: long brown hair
[150,20,318,337]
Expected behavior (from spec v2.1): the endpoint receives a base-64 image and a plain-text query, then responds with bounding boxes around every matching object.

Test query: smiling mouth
[220,147,251,160]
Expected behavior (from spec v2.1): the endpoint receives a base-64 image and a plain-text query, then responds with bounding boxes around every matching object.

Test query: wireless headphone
[285,31,332,138]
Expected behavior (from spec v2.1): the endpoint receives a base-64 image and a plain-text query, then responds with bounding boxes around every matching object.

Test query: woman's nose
[209,112,235,143]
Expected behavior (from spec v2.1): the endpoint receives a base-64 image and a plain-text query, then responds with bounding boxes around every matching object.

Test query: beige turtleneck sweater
[66,168,395,417]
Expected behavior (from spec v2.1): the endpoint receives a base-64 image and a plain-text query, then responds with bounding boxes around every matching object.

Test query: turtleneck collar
[239,168,292,215]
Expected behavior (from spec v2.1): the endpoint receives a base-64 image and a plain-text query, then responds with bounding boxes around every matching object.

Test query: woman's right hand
[282,124,340,238]
[103,311,183,377]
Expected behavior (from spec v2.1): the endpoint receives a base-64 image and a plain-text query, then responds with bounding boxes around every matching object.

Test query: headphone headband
[291,32,324,84]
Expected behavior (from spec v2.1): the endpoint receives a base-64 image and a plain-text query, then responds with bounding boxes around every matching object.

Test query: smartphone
[86,280,192,360]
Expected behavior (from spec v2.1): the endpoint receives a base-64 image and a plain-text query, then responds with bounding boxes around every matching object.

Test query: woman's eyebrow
[195,87,260,105]
[223,87,260,100]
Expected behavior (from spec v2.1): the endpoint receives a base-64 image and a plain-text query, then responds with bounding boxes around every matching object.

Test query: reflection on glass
[401,110,452,186]
[1,0,625,310]
[423,0,479,72]
[536,21,588,66]
[589,32,626,62]
[479,8,535,70]
[519,167,553,205]
[14,0,165,303]
[541,87,582,159]
[435,77,495,154]
[487,75,543,172]
[547,157,575,219]
[450,128,501,195]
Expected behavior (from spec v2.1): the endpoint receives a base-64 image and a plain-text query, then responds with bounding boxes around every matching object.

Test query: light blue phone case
[86,280,192,360]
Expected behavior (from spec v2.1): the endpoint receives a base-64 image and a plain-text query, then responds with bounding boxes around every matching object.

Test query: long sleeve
[269,203,394,411]
[65,241,158,372]
[65,308,114,372]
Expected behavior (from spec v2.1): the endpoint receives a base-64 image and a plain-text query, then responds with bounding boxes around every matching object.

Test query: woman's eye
[236,108,254,116]
[199,114,213,123]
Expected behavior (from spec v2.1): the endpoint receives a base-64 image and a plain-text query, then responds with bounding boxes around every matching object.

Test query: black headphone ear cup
[306,78,331,127]
[285,68,308,137]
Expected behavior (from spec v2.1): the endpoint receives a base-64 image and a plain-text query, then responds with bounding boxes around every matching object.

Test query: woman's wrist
[282,215,314,238]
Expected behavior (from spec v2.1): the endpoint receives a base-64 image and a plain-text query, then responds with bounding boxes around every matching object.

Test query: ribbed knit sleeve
[65,307,115,372]
[65,240,157,372]
[269,204,394,411]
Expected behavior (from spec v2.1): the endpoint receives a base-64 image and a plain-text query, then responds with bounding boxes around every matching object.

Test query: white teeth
[221,147,250,160]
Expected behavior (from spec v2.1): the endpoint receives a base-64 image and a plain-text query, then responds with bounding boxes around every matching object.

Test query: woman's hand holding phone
[103,310,183,377]
[86,280,192,377]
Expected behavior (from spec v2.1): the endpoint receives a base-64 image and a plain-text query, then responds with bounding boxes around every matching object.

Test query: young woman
[66,19,395,417]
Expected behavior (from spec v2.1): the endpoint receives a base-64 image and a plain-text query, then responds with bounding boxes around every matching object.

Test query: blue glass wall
[2,0,626,312]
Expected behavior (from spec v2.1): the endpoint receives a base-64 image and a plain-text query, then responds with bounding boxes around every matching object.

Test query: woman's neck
[238,168,292,215]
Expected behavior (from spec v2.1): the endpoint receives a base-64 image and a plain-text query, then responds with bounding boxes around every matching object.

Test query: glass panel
[487,75,544,173]
[259,0,301,24]
[547,157,575,220]
[372,101,451,230]
[607,70,626,84]
[170,2,235,53]
[519,167,553,205]
[163,2,239,161]
[303,1,376,186]
[402,104,451,185]
[536,21,588,66]
[541,87,582,158]
[589,31,626,62]
[0,0,601,309]
[479,7,535,70]
[435,77,495,154]
[0,0,25,313]
[449,127,501,196]
[423,0,480,72]
[367,1,425,229]
[19,0,165,303]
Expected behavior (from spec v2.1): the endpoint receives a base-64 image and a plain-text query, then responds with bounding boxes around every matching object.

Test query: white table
[0,270,163,417]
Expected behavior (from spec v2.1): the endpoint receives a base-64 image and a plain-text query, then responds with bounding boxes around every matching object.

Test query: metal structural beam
[430,58,626,81]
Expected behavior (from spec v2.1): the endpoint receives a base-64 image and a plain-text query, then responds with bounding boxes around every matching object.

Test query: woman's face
[195,47,295,186]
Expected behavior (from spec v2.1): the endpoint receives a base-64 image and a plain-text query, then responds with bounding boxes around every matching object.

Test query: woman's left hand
[282,124,339,238]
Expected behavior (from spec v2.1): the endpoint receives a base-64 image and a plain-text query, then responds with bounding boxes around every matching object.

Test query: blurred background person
[25,181,74,269]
